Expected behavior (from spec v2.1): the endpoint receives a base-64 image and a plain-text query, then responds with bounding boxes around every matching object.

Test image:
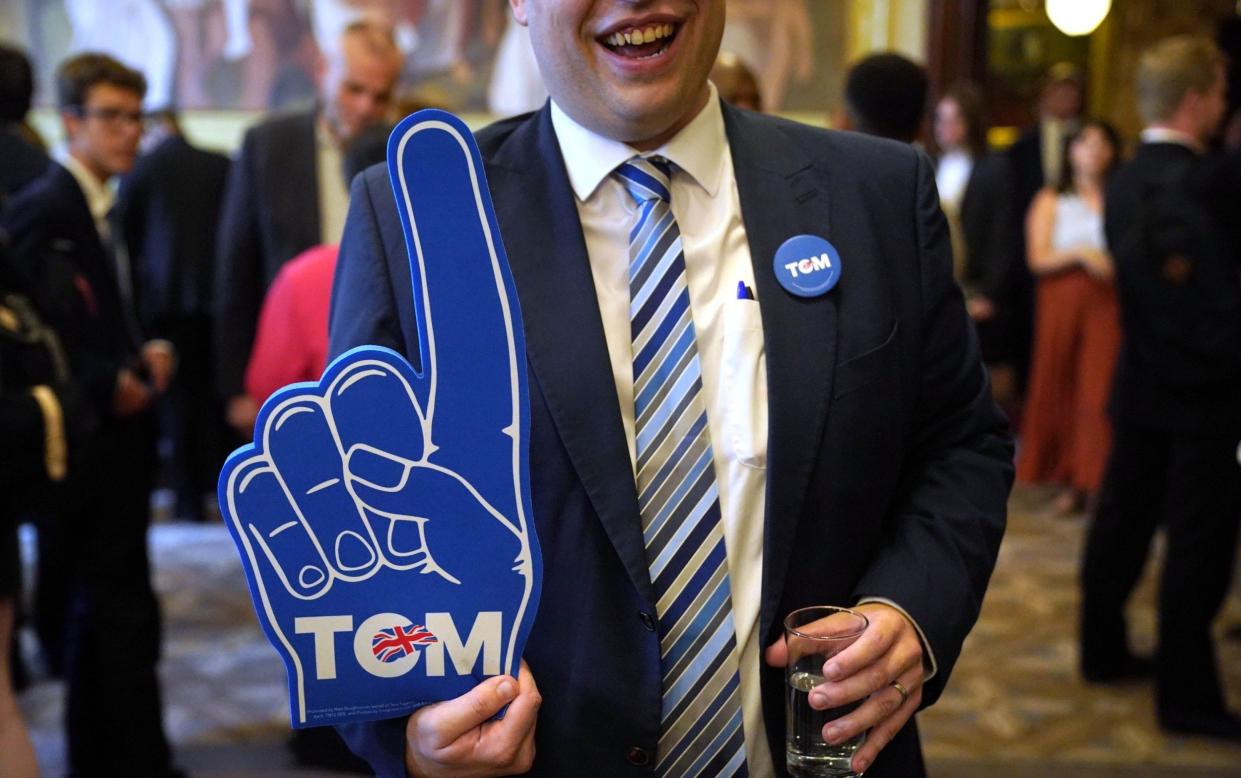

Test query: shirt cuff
[856,597,938,682]
[29,385,67,482]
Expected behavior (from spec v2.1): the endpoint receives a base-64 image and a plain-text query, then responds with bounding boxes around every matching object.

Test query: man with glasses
[2,52,182,777]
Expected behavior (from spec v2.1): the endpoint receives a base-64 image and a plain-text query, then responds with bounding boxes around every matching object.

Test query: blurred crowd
[1,10,1241,778]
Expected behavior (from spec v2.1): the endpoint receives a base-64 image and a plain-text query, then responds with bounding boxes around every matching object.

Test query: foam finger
[224,454,331,599]
[264,395,382,579]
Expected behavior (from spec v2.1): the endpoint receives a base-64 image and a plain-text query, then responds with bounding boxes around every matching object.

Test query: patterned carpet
[15,486,1241,776]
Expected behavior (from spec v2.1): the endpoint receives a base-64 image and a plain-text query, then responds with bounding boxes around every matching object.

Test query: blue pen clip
[736,281,755,300]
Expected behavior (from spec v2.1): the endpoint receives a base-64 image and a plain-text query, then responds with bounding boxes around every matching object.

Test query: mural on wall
[9,0,848,115]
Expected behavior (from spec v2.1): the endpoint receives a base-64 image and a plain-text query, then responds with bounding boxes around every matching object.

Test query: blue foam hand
[218,110,540,728]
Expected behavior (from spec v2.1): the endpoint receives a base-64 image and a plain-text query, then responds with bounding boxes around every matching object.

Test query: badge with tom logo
[773,234,842,298]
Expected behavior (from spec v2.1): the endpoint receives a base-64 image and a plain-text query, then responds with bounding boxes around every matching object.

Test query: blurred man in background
[2,52,182,776]
[839,51,928,144]
[119,109,231,523]
[213,19,402,439]
[0,45,49,205]
[1080,35,1241,743]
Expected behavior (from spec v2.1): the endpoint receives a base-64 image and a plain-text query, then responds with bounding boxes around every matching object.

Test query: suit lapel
[723,106,840,641]
[486,107,653,607]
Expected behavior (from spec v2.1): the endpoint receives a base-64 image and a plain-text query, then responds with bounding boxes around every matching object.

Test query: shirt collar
[550,82,727,203]
[1140,126,1205,154]
[56,150,116,228]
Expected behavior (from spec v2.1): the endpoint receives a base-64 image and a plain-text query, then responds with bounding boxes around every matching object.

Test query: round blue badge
[773,235,841,298]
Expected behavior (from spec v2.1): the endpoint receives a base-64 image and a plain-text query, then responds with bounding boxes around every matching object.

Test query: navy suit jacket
[3,162,141,414]
[213,109,320,397]
[327,103,1013,777]
[119,135,230,327]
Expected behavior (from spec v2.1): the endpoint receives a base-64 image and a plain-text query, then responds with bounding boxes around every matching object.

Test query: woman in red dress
[1016,120,1123,514]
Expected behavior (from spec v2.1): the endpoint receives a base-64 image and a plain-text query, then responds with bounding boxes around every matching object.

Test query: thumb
[414,674,518,751]
[765,635,788,668]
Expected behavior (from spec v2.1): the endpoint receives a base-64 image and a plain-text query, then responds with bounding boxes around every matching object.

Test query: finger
[222,453,332,599]
[413,673,519,753]
[477,660,541,767]
[821,665,922,746]
[810,631,922,710]
[347,460,520,580]
[764,636,788,668]
[327,352,429,465]
[264,394,382,578]
[844,669,923,775]
[820,613,898,682]
[389,110,524,499]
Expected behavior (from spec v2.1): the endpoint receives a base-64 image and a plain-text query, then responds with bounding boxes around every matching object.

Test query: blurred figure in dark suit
[710,51,763,112]
[1005,64,1084,389]
[214,19,402,440]
[839,51,928,144]
[0,45,49,205]
[1080,35,1241,743]
[931,83,1019,410]
[118,109,231,523]
[1,53,182,776]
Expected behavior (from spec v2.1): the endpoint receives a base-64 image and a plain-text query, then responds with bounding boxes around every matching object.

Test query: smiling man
[329,2,1012,776]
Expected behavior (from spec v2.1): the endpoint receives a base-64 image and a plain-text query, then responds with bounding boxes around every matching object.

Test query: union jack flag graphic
[372,624,438,663]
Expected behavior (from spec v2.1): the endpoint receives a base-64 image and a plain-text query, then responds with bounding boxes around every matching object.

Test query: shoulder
[242,108,315,151]
[735,109,927,192]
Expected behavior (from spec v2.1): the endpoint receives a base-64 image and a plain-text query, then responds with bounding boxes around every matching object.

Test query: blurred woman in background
[1016,120,1123,514]
[932,82,1018,408]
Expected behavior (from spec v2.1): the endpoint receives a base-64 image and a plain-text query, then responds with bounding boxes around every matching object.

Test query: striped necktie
[615,156,749,777]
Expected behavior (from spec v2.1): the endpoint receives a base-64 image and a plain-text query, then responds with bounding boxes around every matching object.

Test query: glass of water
[784,606,870,777]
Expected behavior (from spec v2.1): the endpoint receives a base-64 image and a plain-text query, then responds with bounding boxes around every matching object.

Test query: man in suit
[119,109,231,522]
[0,44,49,204]
[2,53,181,775]
[329,1,1012,775]
[213,19,402,438]
[1080,35,1241,742]
[838,52,928,144]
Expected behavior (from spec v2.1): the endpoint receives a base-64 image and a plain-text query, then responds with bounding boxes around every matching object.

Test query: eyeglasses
[69,106,145,128]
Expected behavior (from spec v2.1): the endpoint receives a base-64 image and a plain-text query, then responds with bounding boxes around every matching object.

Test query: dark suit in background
[0,125,48,205]
[329,104,1013,777]
[119,134,231,521]
[2,162,176,776]
[213,109,319,400]
[1002,126,1052,387]
[1081,142,1241,728]
[949,151,1018,363]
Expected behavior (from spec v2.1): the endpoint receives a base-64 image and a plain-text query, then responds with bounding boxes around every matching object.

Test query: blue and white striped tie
[616,156,749,777]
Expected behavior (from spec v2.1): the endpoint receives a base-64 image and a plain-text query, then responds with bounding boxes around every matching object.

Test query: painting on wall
[6,0,849,117]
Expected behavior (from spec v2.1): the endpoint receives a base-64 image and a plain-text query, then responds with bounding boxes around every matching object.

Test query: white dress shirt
[551,85,775,776]
[316,119,351,245]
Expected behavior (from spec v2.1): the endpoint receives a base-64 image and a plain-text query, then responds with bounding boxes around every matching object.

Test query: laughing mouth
[599,22,679,60]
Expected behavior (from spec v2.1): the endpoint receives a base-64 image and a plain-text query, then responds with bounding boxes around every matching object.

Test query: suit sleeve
[852,152,1014,707]
[327,171,406,359]
[325,171,415,778]
[213,130,266,398]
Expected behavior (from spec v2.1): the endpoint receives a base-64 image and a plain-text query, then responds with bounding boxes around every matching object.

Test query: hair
[1136,35,1224,125]
[341,18,401,62]
[1042,62,1084,93]
[1055,118,1121,195]
[844,52,928,143]
[0,44,35,123]
[936,81,988,158]
[55,52,146,111]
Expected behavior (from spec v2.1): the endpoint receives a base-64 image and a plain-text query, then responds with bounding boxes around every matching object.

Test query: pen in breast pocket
[737,281,755,300]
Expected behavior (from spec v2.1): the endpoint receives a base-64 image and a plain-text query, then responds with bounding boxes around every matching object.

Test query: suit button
[638,611,657,631]
[627,746,650,766]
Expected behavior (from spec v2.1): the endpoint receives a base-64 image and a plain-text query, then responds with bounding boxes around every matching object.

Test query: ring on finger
[889,680,910,706]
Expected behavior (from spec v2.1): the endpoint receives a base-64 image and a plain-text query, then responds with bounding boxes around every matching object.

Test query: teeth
[607,23,675,48]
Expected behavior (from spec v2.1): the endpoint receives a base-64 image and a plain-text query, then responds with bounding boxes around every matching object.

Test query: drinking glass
[784,606,869,777]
